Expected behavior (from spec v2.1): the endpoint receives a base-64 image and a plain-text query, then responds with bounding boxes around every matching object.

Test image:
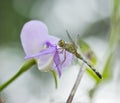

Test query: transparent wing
[66,30,77,49]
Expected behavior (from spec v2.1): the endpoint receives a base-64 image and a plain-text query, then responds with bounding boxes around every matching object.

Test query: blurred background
[0,0,120,103]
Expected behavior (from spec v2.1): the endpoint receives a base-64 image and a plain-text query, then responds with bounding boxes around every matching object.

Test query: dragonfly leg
[58,48,64,54]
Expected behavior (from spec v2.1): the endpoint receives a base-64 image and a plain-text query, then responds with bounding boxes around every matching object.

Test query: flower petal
[48,35,60,45]
[59,51,73,68]
[53,50,61,77]
[25,46,56,59]
[36,54,54,71]
[20,20,49,56]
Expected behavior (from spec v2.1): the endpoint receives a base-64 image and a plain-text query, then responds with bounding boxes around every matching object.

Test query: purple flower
[20,20,72,77]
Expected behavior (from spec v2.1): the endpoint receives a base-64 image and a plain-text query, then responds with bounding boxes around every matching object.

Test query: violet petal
[25,46,56,59]
[36,53,54,71]
[20,20,49,56]
[60,51,73,68]
[53,50,61,77]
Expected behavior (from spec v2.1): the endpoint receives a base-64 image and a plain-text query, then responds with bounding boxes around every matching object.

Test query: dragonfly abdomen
[75,53,102,79]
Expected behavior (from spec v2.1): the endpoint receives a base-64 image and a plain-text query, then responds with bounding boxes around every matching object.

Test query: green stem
[110,0,120,48]
[49,70,58,89]
[0,59,36,92]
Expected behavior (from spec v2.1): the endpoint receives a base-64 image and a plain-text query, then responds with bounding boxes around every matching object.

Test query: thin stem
[49,70,58,89]
[0,59,36,92]
[110,0,120,48]
[66,63,85,103]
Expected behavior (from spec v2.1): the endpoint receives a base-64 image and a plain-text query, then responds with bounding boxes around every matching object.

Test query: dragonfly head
[58,40,65,47]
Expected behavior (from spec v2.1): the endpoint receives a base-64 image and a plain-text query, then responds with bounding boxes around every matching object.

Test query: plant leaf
[77,39,102,80]
[77,39,97,65]
[101,53,113,81]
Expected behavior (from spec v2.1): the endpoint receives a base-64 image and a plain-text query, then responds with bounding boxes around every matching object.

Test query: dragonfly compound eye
[58,40,65,47]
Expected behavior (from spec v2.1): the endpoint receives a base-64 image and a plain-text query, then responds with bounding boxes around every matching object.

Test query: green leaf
[77,39,97,65]
[77,39,102,80]
[101,53,113,81]
[86,68,101,81]
[49,70,58,89]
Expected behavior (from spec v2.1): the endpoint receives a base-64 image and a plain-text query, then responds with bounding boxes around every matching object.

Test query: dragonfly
[58,31,102,79]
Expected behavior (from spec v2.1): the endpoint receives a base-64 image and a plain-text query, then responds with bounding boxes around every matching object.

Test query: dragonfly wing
[66,30,77,49]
